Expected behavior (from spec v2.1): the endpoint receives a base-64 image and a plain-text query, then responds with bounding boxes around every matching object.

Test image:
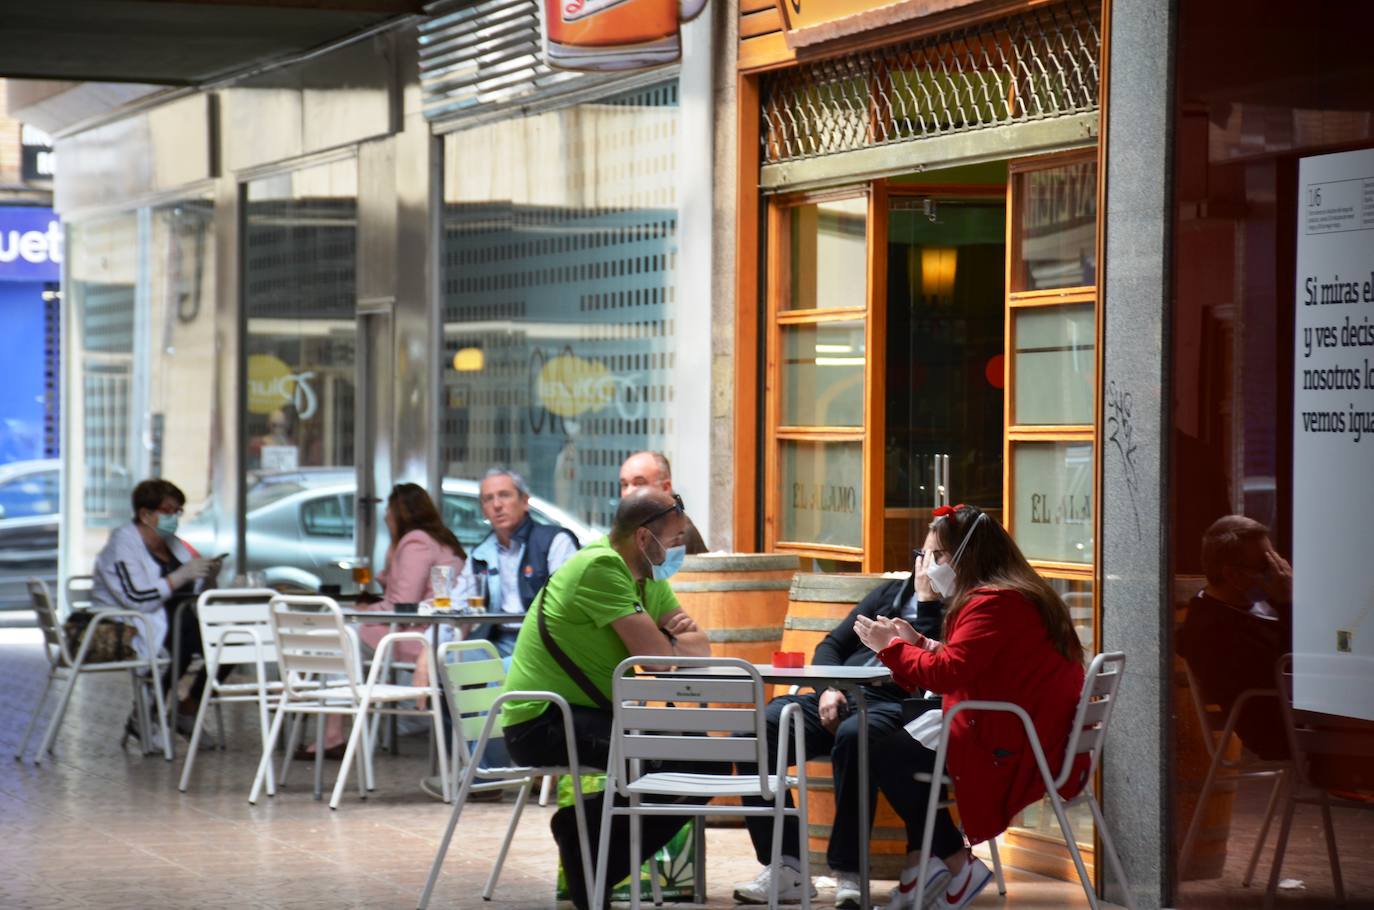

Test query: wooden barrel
[670,553,801,665]
[784,572,910,879]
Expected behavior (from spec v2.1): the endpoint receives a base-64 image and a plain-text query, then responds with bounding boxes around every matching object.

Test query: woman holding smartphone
[853,504,1087,910]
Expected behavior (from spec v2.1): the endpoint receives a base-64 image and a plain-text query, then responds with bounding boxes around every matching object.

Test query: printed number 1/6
[1307,187,1322,207]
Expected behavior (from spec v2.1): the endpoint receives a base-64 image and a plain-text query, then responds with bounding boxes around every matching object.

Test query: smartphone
[214,553,230,562]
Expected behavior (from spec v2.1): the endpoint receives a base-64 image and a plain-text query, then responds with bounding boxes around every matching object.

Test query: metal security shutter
[419,0,676,131]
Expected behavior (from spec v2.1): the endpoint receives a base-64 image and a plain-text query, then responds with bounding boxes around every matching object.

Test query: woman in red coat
[854,504,1087,910]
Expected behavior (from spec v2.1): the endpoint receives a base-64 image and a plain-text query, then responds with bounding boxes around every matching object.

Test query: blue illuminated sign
[0,207,61,282]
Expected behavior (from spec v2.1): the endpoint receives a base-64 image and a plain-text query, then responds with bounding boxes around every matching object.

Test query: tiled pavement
[0,627,1137,909]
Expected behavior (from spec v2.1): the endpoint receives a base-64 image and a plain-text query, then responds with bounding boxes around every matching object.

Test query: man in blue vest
[457,467,580,659]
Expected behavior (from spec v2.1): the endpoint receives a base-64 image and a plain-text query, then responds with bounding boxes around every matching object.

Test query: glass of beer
[466,572,486,612]
[351,556,372,588]
[430,565,454,611]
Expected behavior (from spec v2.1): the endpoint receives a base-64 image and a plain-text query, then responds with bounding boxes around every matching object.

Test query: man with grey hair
[455,467,579,659]
[618,450,708,554]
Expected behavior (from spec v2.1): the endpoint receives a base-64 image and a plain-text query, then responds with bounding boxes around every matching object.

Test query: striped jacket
[91,521,202,659]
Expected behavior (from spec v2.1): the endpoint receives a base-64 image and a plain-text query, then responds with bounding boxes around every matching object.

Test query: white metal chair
[908,771,1007,902]
[178,587,302,792]
[1263,655,1374,909]
[418,647,595,909]
[915,651,1135,910]
[1177,662,1288,884]
[15,578,173,763]
[593,656,810,910]
[64,574,95,613]
[248,595,449,810]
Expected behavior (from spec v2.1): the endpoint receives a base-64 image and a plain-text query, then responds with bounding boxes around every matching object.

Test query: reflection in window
[781,320,865,427]
[787,197,867,311]
[301,495,351,538]
[778,439,863,549]
[1014,159,1096,291]
[439,82,679,532]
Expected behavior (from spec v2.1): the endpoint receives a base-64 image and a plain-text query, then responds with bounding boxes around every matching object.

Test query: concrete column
[709,0,739,551]
[1099,1,1177,907]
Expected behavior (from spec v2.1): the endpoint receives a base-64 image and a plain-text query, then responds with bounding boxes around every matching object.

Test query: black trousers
[738,692,965,873]
[504,704,720,910]
[162,600,230,707]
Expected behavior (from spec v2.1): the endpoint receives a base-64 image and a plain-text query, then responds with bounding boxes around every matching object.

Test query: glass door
[883,194,1006,569]
[764,191,878,570]
[241,156,361,593]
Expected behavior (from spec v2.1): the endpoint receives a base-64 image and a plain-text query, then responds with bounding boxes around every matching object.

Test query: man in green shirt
[502,487,711,910]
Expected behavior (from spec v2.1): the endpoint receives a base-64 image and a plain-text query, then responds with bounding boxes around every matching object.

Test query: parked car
[180,469,601,592]
[0,458,60,613]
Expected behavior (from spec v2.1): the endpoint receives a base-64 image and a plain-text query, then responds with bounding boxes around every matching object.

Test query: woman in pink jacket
[305,483,465,758]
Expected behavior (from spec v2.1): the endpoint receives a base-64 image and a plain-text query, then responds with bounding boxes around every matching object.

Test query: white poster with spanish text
[1292,147,1374,721]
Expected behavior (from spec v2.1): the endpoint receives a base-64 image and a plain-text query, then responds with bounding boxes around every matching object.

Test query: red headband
[932,503,969,519]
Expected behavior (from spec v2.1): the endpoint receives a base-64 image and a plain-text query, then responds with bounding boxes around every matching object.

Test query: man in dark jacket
[732,557,944,908]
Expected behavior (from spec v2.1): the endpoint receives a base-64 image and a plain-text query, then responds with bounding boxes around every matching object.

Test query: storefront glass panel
[781,319,865,427]
[1170,3,1374,905]
[786,197,868,311]
[1013,304,1094,425]
[1013,159,1097,292]
[238,157,358,590]
[439,81,678,533]
[1010,441,1092,564]
[777,439,863,548]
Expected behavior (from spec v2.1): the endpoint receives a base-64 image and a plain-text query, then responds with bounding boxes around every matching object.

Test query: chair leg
[629,801,643,910]
[331,701,372,810]
[35,662,84,762]
[15,667,57,759]
[1319,792,1344,903]
[1087,795,1135,910]
[147,660,174,762]
[987,836,1007,896]
[250,703,290,804]
[591,779,617,910]
[483,778,532,899]
[178,684,217,791]
[135,678,153,754]
[214,701,227,751]
[1049,795,1098,910]
[418,740,484,909]
[313,714,326,801]
[430,702,450,802]
[355,716,368,799]
[1264,785,1299,910]
[280,712,304,785]
[1243,771,1286,887]
[650,852,664,908]
[539,774,554,806]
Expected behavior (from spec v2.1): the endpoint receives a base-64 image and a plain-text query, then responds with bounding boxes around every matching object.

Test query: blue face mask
[149,512,179,538]
[644,531,686,582]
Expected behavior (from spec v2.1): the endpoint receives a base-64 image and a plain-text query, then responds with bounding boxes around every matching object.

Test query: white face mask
[925,512,986,598]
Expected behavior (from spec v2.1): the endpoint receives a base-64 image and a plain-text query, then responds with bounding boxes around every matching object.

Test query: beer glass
[466,572,486,612]
[430,565,454,611]
[351,556,372,588]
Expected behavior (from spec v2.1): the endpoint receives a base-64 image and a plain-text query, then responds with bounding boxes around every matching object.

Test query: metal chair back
[196,588,280,675]
[267,595,358,699]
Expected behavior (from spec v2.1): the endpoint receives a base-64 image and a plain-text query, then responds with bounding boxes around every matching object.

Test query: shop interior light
[815,357,865,366]
[453,347,484,372]
[921,246,958,301]
[814,343,853,353]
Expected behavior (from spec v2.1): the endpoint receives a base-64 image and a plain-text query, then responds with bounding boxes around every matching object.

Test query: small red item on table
[771,650,805,668]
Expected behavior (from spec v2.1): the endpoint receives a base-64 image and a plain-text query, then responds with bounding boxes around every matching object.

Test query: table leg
[852,685,871,910]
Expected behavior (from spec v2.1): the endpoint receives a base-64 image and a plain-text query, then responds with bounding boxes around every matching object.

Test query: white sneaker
[733,865,816,904]
[883,857,950,910]
[834,874,862,908]
[937,857,992,910]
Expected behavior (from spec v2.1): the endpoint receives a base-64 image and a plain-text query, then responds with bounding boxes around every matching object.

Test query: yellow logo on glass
[538,353,613,418]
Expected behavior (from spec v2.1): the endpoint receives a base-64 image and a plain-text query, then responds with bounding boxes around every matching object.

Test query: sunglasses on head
[639,493,685,528]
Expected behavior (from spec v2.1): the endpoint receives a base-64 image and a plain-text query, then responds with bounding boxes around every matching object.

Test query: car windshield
[246,482,306,512]
[0,471,59,519]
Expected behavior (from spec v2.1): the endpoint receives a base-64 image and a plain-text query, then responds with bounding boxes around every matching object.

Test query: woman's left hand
[854,614,903,653]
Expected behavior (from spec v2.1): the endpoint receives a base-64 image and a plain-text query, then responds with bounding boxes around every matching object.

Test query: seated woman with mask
[853,504,1087,910]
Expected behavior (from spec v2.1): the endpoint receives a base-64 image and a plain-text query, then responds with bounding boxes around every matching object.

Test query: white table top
[339,609,516,625]
[663,664,892,687]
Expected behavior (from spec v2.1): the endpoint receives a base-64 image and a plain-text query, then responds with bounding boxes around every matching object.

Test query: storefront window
[63,200,218,582]
[1012,303,1094,425]
[786,198,868,311]
[781,319,865,427]
[1012,159,1096,292]
[439,82,679,531]
[1010,441,1093,564]
[1170,3,1374,906]
[777,439,863,548]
